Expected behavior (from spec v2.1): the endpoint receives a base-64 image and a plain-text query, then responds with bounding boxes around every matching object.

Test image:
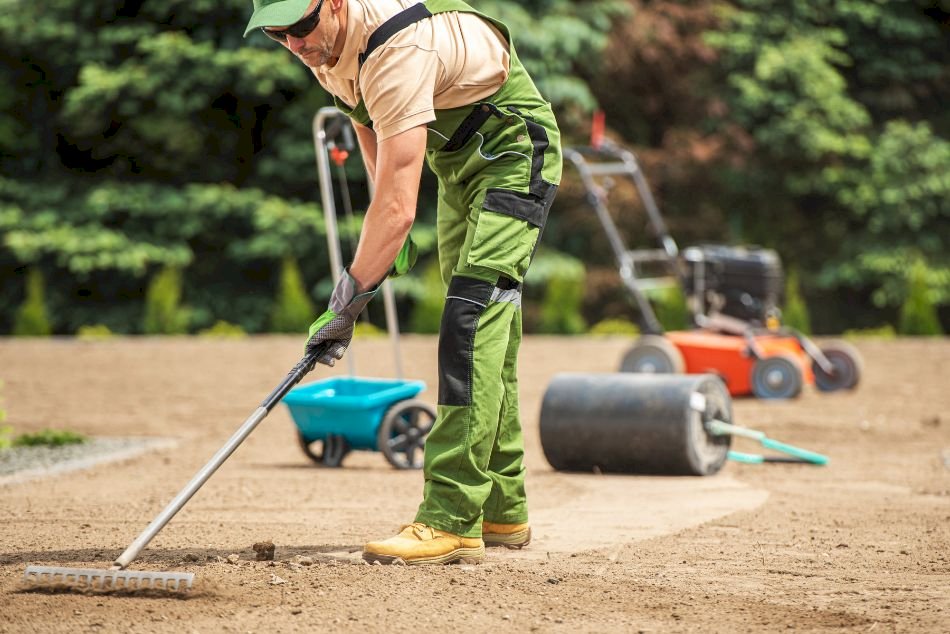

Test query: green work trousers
[414,100,562,538]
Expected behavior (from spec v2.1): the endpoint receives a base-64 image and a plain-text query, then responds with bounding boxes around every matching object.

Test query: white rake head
[22,566,194,592]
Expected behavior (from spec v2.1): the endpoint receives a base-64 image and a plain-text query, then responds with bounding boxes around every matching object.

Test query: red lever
[590,110,605,149]
[330,147,349,166]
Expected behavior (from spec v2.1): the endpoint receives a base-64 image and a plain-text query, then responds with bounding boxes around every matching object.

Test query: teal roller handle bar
[708,420,829,466]
[760,438,829,465]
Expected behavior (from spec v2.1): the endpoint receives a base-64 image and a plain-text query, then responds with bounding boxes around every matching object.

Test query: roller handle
[760,438,829,466]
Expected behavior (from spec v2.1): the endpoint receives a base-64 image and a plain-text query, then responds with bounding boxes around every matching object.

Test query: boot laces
[400,522,438,540]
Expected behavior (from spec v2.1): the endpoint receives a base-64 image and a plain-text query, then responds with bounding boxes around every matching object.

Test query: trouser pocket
[466,184,557,283]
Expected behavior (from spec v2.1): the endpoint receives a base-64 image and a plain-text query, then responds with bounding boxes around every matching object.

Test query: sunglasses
[261,0,326,42]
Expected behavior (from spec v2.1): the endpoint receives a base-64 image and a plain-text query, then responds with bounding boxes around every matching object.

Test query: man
[244,0,561,565]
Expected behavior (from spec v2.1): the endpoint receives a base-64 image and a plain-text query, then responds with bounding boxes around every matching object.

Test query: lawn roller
[566,118,863,399]
[539,372,828,476]
[282,108,435,470]
[23,345,330,593]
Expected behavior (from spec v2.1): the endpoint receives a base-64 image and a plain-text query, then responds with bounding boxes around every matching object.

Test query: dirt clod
[253,541,276,561]
[225,554,240,564]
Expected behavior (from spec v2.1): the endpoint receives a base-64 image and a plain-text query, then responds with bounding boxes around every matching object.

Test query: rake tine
[22,566,195,592]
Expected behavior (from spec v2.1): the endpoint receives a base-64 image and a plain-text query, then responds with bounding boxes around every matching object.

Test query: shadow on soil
[1,544,364,567]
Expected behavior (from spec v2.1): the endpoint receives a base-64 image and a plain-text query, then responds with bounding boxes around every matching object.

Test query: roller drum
[539,373,732,476]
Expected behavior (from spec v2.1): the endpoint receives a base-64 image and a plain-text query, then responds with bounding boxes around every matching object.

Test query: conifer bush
[539,274,587,334]
[143,266,190,334]
[270,257,315,333]
[898,261,943,336]
[652,287,690,332]
[13,269,52,336]
[782,268,811,334]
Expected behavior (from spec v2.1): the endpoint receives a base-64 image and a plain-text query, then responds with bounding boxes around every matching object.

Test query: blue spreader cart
[283,376,435,469]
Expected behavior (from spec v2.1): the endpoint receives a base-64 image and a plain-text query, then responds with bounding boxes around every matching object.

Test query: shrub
[409,260,446,334]
[13,268,52,336]
[353,321,385,339]
[14,428,87,447]
[898,261,943,336]
[270,257,315,333]
[77,324,115,340]
[143,266,190,334]
[538,273,587,334]
[651,286,690,331]
[589,317,640,337]
[198,320,247,338]
[782,268,811,334]
[844,324,897,340]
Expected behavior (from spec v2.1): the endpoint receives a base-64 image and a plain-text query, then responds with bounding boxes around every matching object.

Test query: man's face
[266,0,341,68]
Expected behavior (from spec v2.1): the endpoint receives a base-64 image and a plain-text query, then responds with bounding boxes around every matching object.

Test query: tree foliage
[0,0,947,335]
[581,0,949,333]
[0,0,621,334]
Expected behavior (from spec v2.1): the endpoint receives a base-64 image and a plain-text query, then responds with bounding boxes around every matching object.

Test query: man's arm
[353,122,378,185]
[348,124,427,291]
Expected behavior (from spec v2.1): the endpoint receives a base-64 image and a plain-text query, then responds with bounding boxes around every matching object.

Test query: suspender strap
[358,2,433,68]
[442,102,503,151]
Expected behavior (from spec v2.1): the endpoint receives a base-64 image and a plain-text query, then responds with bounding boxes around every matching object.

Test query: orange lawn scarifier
[566,129,862,399]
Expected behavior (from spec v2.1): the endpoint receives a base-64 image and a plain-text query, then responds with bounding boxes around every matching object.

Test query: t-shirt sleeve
[360,45,441,141]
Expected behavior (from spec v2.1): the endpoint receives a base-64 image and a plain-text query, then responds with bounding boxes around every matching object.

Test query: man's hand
[306,270,378,365]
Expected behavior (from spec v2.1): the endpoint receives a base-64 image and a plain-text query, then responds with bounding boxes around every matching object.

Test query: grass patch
[10,429,87,448]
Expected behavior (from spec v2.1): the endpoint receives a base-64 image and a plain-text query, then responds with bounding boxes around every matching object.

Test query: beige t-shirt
[312,0,510,141]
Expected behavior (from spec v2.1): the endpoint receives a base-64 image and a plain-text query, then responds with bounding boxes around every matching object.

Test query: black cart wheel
[751,354,803,400]
[297,432,350,468]
[620,334,686,374]
[813,340,863,392]
[377,399,436,469]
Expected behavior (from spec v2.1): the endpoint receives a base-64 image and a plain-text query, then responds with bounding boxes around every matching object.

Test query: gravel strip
[0,437,177,486]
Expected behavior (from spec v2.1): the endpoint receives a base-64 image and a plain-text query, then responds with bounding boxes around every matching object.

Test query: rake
[22,347,327,593]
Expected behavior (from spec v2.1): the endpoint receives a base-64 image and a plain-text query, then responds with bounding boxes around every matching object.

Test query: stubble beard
[298,46,331,68]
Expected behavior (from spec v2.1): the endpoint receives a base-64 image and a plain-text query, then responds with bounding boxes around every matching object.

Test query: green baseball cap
[243,0,313,38]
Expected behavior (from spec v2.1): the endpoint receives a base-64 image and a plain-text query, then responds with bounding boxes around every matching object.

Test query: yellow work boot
[363,523,485,566]
[482,521,531,549]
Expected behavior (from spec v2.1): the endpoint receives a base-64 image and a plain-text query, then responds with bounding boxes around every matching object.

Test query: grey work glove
[305,270,378,366]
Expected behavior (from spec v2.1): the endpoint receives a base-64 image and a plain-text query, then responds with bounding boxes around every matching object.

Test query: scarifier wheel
[751,354,803,400]
[378,399,436,469]
[813,340,863,392]
[620,334,686,374]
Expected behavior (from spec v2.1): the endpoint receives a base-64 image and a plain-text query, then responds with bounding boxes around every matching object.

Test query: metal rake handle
[113,346,326,570]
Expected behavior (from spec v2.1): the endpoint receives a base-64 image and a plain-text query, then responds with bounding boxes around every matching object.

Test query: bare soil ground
[0,336,947,633]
